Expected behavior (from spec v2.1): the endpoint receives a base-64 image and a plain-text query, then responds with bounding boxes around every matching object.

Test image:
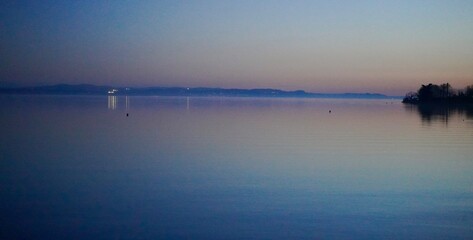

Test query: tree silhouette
[466,85,473,97]
[403,83,473,104]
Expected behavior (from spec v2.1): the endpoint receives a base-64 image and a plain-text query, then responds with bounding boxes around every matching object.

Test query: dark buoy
[329,110,331,113]
[126,113,129,117]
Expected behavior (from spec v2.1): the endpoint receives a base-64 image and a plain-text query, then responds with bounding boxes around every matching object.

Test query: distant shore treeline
[0,84,395,99]
[403,83,473,104]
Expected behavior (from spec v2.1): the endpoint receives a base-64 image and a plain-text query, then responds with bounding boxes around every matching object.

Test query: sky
[1,0,473,95]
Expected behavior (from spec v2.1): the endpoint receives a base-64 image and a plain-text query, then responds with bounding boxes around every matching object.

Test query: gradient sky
[1,0,473,95]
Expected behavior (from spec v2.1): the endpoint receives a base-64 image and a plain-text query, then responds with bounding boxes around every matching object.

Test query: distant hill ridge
[0,84,397,99]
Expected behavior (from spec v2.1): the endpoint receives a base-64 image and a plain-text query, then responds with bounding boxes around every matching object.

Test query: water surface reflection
[405,103,473,125]
[107,95,117,110]
[1,95,473,239]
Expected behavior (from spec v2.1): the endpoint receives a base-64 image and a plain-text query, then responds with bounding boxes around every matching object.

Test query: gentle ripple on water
[0,95,472,239]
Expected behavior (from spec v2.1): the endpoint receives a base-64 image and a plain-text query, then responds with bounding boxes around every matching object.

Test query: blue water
[1,95,472,239]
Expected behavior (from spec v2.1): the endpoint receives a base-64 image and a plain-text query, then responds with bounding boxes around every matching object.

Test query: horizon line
[0,82,404,97]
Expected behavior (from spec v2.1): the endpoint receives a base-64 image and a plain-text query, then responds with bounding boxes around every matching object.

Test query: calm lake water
[1,95,473,239]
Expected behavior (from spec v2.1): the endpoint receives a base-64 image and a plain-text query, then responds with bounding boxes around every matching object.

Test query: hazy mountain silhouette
[0,84,396,99]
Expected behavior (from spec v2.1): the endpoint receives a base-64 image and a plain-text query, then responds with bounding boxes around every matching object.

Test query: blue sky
[1,0,472,94]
